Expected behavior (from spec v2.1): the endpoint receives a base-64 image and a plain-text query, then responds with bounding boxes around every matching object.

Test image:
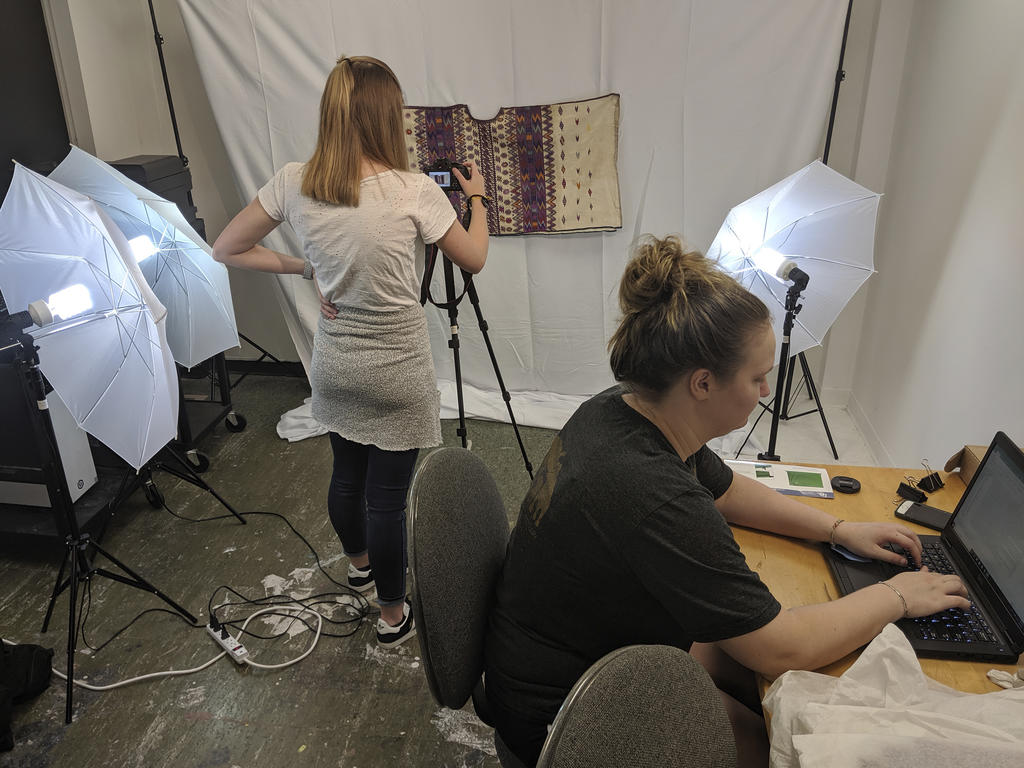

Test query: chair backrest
[408,447,510,711]
[536,644,738,768]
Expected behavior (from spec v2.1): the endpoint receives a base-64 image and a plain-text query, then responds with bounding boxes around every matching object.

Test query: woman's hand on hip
[316,280,337,320]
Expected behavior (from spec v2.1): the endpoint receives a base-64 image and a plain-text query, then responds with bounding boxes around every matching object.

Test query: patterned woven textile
[403,94,621,236]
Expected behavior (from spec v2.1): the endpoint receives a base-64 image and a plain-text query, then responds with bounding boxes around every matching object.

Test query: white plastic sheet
[276,397,327,442]
[178,0,849,428]
[764,625,1024,768]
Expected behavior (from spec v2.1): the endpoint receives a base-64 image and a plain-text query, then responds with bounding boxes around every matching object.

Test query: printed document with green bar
[725,460,834,498]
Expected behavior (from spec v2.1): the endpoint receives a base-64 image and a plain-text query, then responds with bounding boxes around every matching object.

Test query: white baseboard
[819,387,851,408]
[847,392,894,467]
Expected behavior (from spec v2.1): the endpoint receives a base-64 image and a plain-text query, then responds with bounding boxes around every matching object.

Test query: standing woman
[213,56,489,646]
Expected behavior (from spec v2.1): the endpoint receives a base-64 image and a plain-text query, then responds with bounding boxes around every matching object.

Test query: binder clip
[896,478,927,503]
[917,460,944,493]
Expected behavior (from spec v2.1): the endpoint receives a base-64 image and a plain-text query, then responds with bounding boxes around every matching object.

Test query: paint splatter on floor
[177,684,207,708]
[363,643,421,672]
[431,708,496,756]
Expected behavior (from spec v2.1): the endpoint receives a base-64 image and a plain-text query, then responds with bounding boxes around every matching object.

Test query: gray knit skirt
[311,303,442,451]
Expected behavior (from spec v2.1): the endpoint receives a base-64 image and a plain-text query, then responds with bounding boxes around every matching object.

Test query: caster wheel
[143,481,164,509]
[225,412,247,433]
[187,450,210,473]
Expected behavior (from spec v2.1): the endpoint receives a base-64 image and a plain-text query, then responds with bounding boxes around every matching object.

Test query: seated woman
[483,235,969,767]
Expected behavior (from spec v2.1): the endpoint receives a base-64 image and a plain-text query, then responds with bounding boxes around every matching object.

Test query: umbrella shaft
[32,305,147,339]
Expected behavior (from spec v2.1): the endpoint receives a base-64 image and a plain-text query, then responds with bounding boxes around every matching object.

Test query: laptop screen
[947,437,1024,621]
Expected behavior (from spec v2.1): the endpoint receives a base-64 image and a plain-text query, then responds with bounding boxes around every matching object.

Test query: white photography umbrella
[49,145,238,368]
[707,159,880,365]
[0,164,178,470]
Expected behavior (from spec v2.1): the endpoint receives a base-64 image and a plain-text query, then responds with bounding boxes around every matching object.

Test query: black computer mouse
[831,475,861,494]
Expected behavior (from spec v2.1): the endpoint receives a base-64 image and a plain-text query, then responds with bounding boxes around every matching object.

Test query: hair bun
[619,235,719,319]
[609,234,770,394]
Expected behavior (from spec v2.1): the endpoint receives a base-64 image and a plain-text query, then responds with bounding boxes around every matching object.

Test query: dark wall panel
[1,0,71,199]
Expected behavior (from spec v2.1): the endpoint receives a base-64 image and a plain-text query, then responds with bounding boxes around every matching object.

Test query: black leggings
[327,433,419,606]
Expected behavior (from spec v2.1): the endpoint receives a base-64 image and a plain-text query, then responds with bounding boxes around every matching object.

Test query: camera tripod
[420,201,533,479]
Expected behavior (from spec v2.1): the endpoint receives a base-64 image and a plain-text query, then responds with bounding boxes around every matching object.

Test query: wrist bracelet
[467,194,490,209]
[829,518,845,546]
[302,260,314,280]
[878,580,910,618]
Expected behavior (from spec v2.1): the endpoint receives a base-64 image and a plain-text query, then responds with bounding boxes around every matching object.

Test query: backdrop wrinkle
[178,0,846,429]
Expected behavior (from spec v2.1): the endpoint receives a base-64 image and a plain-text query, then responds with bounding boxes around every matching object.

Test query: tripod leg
[42,544,71,633]
[798,352,838,460]
[65,538,81,723]
[449,323,468,449]
[464,278,534,477]
[442,258,469,448]
[89,540,198,624]
[781,356,798,419]
[734,401,773,459]
[759,351,790,462]
[156,448,246,524]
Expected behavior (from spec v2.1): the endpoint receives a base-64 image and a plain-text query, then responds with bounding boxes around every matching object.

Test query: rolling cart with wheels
[175,351,246,472]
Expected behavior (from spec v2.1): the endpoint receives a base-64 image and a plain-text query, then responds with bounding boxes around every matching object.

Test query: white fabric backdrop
[178,0,847,429]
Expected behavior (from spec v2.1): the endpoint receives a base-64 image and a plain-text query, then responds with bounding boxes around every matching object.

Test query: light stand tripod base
[42,533,198,723]
[145,446,246,524]
[1,319,200,724]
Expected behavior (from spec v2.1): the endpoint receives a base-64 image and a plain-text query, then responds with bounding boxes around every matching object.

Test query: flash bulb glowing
[129,235,158,262]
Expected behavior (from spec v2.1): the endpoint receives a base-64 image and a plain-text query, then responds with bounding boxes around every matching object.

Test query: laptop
[825,431,1024,663]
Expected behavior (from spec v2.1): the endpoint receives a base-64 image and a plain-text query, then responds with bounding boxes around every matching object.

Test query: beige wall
[848,0,1024,465]
[819,0,913,407]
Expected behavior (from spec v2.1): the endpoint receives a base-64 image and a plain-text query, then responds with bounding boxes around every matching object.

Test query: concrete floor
[1,374,873,767]
[1,375,552,768]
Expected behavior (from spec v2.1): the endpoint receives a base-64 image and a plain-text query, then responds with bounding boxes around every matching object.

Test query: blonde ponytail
[301,56,407,206]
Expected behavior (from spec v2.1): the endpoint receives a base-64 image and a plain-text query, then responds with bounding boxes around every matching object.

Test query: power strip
[206,624,249,664]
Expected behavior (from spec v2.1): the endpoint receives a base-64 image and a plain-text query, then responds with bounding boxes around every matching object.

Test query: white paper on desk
[762,624,1024,768]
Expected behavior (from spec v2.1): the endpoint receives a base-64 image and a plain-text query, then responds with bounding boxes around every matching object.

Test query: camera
[423,158,469,193]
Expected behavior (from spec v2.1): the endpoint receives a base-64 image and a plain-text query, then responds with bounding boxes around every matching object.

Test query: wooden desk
[733,464,1023,694]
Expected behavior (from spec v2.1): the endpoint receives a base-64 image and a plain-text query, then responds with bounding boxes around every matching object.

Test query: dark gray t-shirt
[484,386,781,746]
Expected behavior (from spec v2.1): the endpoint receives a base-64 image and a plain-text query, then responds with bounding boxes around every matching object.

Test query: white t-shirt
[258,163,457,310]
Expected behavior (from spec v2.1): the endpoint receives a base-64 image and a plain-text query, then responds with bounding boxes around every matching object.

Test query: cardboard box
[943,444,987,486]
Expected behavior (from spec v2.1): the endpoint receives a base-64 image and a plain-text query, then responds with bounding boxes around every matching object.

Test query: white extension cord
[3,598,329,692]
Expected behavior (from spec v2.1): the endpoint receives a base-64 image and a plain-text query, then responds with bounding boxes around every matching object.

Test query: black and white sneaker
[347,563,375,594]
[376,600,416,648]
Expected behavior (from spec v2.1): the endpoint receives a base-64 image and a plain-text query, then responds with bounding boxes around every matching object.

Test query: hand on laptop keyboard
[883,567,970,619]
[885,542,952,574]
[835,521,923,568]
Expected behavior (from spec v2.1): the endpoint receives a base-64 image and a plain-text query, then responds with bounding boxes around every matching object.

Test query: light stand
[421,203,533,479]
[0,308,197,723]
[735,264,837,462]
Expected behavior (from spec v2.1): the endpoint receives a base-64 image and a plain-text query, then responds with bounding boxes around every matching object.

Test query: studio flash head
[423,158,469,193]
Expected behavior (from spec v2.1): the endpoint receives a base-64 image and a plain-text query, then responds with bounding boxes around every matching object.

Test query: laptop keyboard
[885,542,1000,645]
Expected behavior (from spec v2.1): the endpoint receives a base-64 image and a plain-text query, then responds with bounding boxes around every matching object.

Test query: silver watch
[302,260,314,280]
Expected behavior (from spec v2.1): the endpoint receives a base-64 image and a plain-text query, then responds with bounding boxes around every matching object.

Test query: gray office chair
[535,644,738,768]
[408,447,525,768]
